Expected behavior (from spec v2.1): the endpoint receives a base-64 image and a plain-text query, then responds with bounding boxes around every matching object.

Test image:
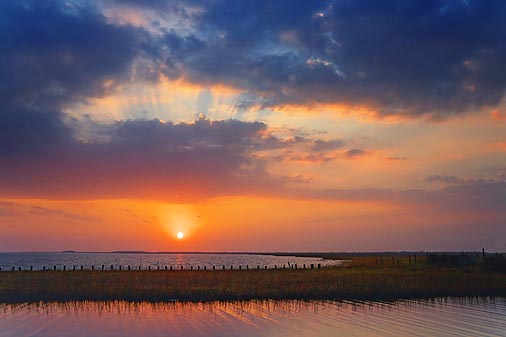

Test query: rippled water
[0,252,340,271]
[0,298,505,336]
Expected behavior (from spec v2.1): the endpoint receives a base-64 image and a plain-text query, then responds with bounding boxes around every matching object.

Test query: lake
[0,252,341,271]
[0,297,504,336]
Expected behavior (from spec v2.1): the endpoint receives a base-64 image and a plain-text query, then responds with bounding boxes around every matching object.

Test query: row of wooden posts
[376,254,419,265]
[0,263,322,272]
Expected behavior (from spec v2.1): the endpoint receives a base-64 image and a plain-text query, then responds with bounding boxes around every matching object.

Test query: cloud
[491,110,506,121]
[425,175,465,184]
[343,149,367,159]
[105,0,506,118]
[0,116,341,201]
[0,201,98,221]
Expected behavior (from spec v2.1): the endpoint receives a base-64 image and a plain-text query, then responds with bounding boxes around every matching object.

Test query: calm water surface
[0,252,340,270]
[0,297,505,337]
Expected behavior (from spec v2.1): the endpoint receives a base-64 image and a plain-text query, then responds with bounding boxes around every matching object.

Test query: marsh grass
[1,263,505,303]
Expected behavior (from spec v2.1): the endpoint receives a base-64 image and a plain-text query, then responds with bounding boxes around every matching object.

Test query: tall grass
[1,264,505,303]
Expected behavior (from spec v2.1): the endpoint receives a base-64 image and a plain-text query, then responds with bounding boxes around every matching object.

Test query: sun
[177,231,184,239]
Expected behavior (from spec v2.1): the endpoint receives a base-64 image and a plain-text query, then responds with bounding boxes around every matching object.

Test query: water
[0,252,341,271]
[0,298,504,336]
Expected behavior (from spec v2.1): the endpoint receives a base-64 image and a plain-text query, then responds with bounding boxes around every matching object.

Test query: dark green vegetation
[1,257,505,303]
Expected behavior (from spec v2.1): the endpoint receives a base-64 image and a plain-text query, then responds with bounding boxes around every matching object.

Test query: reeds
[1,264,505,303]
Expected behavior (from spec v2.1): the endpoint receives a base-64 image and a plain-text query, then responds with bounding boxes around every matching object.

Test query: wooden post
[318,263,321,269]
[102,265,105,271]
[164,266,167,271]
[18,267,21,271]
[157,266,160,271]
[482,248,486,262]
[91,265,94,271]
[63,265,66,271]
[54,266,57,271]
[111,265,114,271]
[81,266,84,271]
[170,266,173,271]
[239,265,241,270]
[139,266,141,271]
[148,266,151,270]
[310,264,314,269]
[12,267,15,271]
[303,264,306,268]
[213,266,215,270]
[204,266,207,270]
[380,257,383,265]
[408,255,411,264]
[30,266,33,271]
[414,254,417,264]
[230,265,233,270]
[257,265,260,270]
[392,256,395,264]
[119,266,122,271]
[223,265,225,270]
[129,266,131,271]
[191,266,193,270]
[73,266,76,271]
[198,266,200,270]
[295,264,297,269]
[43,266,46,271]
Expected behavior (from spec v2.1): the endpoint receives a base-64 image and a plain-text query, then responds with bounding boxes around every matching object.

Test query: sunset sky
[1,0,505,252]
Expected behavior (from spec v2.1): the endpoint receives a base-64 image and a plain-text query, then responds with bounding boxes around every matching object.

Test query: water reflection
[1,298,505,336]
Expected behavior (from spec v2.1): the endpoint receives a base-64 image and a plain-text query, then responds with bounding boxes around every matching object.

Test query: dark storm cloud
[0,117,322,200]
[0,0,152,155]
[125,0,506,117]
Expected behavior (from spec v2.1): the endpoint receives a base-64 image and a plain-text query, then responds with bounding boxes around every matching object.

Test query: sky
[0,0,505,252]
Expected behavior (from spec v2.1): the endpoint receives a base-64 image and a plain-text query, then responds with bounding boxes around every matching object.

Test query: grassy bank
[1,264,505,303]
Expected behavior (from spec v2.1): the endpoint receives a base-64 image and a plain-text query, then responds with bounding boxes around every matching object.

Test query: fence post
[54,266,57,271]
[482,248,486,262]
[111,265,114,271]
[311,264,314,269]
[91,265,94,271]
[43,266,46,271]
[30,266,33,271]
[63,265,66,271]
[18,267,22,271]
[414,254,417,264]
[102,265,105,271]
[139,266,141,271]
[81,266,84,271]
[318,263,321,269]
